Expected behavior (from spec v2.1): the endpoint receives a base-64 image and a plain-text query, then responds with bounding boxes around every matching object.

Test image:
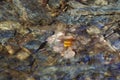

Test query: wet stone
[24,40,41,52]
[48,0,61,9]
[81,55,91,64]
[36,30,54,43]
[0,2,19,21]
[111,39,120,51]
[0,30,15,44]
[0,30,15,38]
[12,0,52,25]
[5,45,16,55]
[0,21,21,30]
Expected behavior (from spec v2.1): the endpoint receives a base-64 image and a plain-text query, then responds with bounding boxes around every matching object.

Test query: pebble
[95,0,108,5]
[63,47,75,59]
[0,30,15,44]
[24,40,41,52]
[82,55,90,63]
[112,39,120,50]
[5,45,15,55]
[16,48,31,60]
[87,26,101,35]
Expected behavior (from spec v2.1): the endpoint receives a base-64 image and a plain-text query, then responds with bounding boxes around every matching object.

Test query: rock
[0,1,19,21]
[67,0,87,9]
[112,39,120,51]
[16,48,31,60]
[53,44,64,53]
[0,30,15,45]
[87,26,101,35]
[43,56,57,66]
[63,47,75,59]
[37,30,54,43]
[106,33,119,42]
[24,40,41,52]
[95,0,108,6]
[0,21,21,30]
[5,45,15,55]
[57,4,120,24]
[0,0,120,79]
[12,0,52,25]
[48,0,61,10]
[47,32,64,47]
[81,55,90,63]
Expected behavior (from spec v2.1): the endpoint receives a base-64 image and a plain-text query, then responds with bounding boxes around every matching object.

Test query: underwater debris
[63,36,75,48]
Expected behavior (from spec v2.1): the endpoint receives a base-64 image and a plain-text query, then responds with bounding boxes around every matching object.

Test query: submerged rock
[24,40,41,52]
[0,21,21,30]
[16,48,31,60]
[0,1,19,21]
[0,30,15,45]
[12,0,52,25]
[112,39,120,51]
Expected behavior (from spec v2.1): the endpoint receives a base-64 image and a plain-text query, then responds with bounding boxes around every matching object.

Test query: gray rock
[24,40,41,52]
[0,30,15,45]
[12,0,52,25]
[48,0,61,9]
[57,3,120,24]
[0,2,19,21]
[112,39,120,51]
